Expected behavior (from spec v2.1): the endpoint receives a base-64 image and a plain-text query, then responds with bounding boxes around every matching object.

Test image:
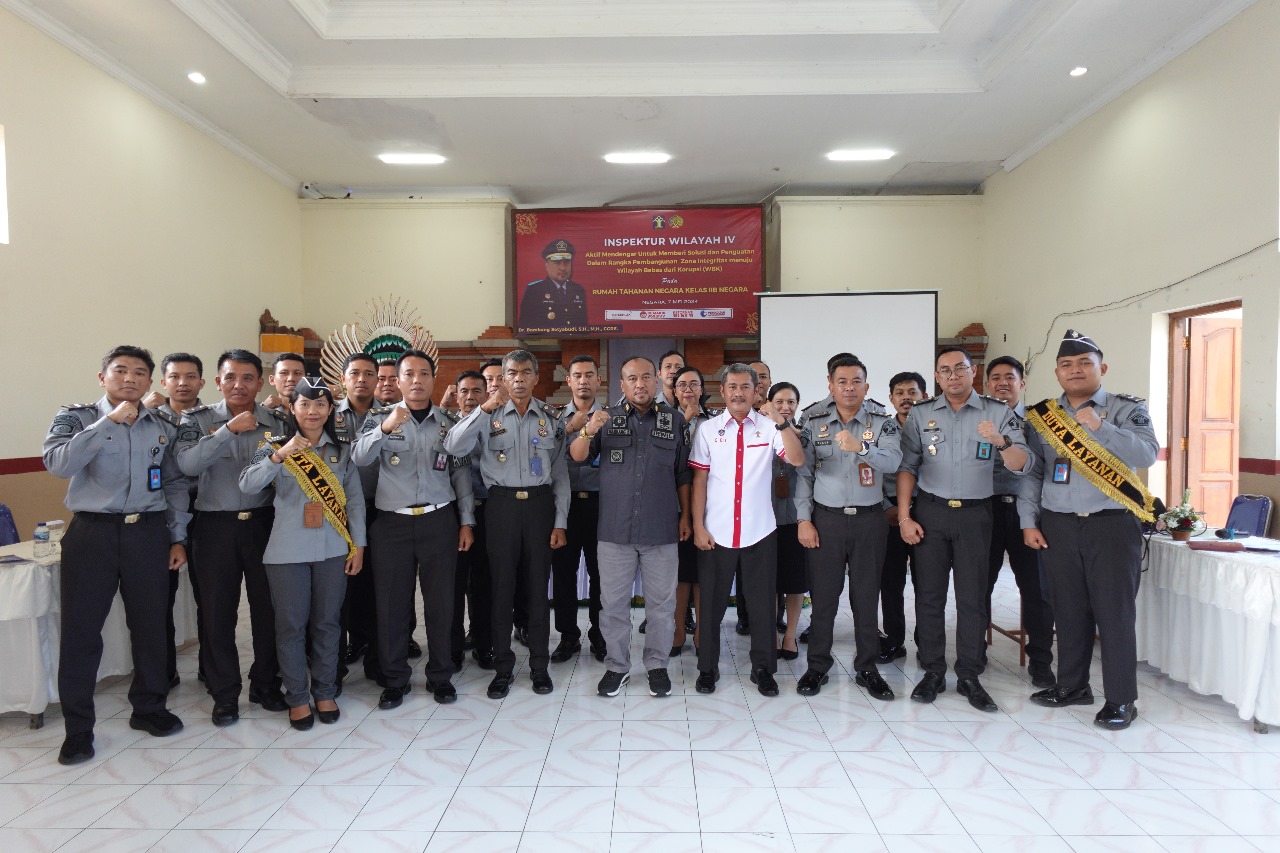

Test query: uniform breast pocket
[814,439,834,460]
[488,431,516,454]
[96,435,131,477]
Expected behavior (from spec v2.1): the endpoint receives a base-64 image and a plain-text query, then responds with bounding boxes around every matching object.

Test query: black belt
[917,491,991,509]
[1044,508,1130,518]
[201,508,273,521]
[995,495,1018,505]
[489,485,552,500]
[815,502,882,516]
[74,510,165,525]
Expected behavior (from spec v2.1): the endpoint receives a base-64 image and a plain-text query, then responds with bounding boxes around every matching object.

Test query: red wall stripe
[0,457,45,475]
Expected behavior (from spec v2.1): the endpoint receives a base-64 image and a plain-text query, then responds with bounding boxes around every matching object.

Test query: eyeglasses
[937,365,972,378]
[675,381,702,390]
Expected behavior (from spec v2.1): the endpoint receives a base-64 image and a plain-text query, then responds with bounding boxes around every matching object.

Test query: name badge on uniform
[1052,458,1071,484]
[434,452,448,471]
[531,438,544,477]
[147,464,162,491]
[303,501,324,528]
[976,441,993,460]
[858,462,875,487]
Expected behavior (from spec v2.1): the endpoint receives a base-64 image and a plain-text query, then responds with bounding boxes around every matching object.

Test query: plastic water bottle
[33,522,52,559]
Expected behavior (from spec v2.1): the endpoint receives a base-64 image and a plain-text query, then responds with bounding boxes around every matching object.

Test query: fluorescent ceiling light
[826,149,895,162]
[604,152,671,164]
[378,153,447,165]
[1070,66,1088,77]
[187,71,206,84]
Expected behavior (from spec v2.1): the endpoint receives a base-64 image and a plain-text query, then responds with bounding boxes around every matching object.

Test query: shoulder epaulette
[152,409,179,427]
[707,406,724,416]
[911,396,934,406]
[438,408,457,426]
[264,433,288,444]
[64,403,96,411]
[185,404,211,416]
[979,394,1006,405]
[806,408,833,421]
[543,402,567,416]
[1114,393,1146,403]
[370,406,393,416]
[801,400,828,417]
[865,397,888,415]
[335,435,351,444]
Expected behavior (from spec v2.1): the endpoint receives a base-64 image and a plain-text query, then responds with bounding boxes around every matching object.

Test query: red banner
[513,207,763,337]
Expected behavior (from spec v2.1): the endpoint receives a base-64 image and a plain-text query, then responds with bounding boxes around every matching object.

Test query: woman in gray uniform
[240,377,366,730]
[768,382,806,660]
[672,365,716,655]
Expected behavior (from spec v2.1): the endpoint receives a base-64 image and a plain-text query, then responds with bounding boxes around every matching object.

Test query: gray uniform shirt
[175,401,290,512]
[334,398,380,501]
[42,396,190,542]
[444,398,571,528]
[898,391,1029,500]
[1017,388,1159,526]
[350,403,475,524]
[795,401,904,521]
[993,401,1027,497]
[559,400,604,493]
[239,432,367,564]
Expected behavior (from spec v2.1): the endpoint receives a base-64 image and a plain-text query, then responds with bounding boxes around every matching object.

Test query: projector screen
[758,291,938,412]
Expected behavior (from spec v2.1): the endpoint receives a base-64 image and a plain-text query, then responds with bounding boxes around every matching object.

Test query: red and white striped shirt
[689,409,787,548]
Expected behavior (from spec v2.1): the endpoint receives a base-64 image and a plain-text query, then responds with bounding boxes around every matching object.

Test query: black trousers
[1040,510,1142,703]
[453,499,491,657]
[698,532,778,674]
[190,510,280,703]
[372,507,459,686]
[987,498,1055,667]
[551,491,603,647]
[487,486,555,673]
[880,511,915,648]
[913,497,993,680]
[341,502,380,675]
[59,512,171,735]
[168,511,204,686]
[807,508,887,673]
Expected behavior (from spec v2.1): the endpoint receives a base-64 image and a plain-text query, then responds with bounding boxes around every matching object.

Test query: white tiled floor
[3,573,1280,852]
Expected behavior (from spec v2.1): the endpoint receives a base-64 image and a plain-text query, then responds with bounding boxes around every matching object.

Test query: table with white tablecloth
[0,540,197,725]
[1136,532,1280,729]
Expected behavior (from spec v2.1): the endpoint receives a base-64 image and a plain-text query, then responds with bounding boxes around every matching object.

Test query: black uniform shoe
[530,668,554,695]
[1030,685,1095,708]
[289,710,314,731]
[911,672,946,704]
[957,678,999,712]
[343,642,369,665]
[472,648,496,670]
[429,680,457,704]
[856,670,895,702]
[487,672,514,699]
[590,641,607,662]
[378,685,410,710]
[58,733,94,766]
[129,710,184,737]
[735,618,751,636]
[638,619,647,634]
[598,670,629,697]
[1094,702,1137,730]
[211,701,239,727]
[248,687,288,712]
[463,631,476,651]
[168,674,181,690]
[513,626,530,647]
[778,648,799,661]
[799,626,810,644]
[550,638,581,663]
[695,671,718,694]
[1028,663,1057,689]
[407,638,423,658]
[647,668,672,697]
[317,704,341,724]
[750,666,780,697]
[776,616,787,633]
[876,644,907,664]
[796,670,829,696]
[685,610,696,633]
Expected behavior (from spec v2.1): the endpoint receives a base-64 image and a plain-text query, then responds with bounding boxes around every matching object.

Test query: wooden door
[1186,317,1242,527]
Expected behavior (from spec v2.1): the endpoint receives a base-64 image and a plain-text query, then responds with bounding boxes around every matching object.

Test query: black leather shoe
[799,626,810,644]
[472,648,496,670]
[1030,685,1095,708]
[735,618,751,636]
[776,617,787,633]
[513,626,530,647]
[669,645,682,657]
[428,680,458,704]
[550,638,581,663]
[777,647,799,661]
[957,678,998,712]
[1095,702,1137,730]
[1029,663,1057,689]
[289,710,314,731]
[911,672,946,704]
[487,672,514,699]
[343,642,368,665]
[638,619,647,634]
[197,669,206,684]
[530,668,554,695]
[130,709,184,737]
[462,631,476,651]
[248,687,288,712]
[378,684,410,710]
[695,670,718,694]
[856,669,895,702]
[407,638,423,658]
[685,611,696,633]
[796,669,829,696]
[877,644,907,664]
[591,641,607,662]
[211,701,239,727]
[58,732,94,766]
[317,704,341,724]
[168,673,181,690]
[750,666,779,697]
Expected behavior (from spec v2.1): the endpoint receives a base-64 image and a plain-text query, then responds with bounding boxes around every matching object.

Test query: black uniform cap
[1057,329,1103,359]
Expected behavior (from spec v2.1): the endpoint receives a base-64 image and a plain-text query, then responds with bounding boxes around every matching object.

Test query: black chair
[1225,494,1273,537]
[0,503,19,546]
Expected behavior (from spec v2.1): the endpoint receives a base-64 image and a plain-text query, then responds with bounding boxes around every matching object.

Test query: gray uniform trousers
[266,555,348,707]
[597,541,678,672]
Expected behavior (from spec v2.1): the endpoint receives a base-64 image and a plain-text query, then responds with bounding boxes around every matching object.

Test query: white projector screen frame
[758,291,938,412]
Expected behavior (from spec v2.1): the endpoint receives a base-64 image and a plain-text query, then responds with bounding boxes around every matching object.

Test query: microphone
[1215,528,1251,540]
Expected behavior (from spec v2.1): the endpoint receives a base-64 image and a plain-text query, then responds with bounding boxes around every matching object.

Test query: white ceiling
[5,0,1255,207]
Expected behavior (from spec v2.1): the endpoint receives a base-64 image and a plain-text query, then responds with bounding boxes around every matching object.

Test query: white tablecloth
[0,540,198,716]
[1136,532,1280,725]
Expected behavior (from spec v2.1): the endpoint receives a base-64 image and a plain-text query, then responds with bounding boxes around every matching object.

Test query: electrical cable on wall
[1025,237,1278,372]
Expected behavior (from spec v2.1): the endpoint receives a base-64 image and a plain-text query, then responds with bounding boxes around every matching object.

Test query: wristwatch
[999,434,1014,450]
[578,427,591,440]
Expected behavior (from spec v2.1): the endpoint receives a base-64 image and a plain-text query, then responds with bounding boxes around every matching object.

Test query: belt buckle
[410,506,427,516]
[843,507,858,515]
[123,513,141,524]
[515,490,529,500]
[474,498,484,507]
[576,491,589,499]
[947,499,962,509]
[1000,496,1016,504]
[236,511,252,521]
[1076,511,1091,518]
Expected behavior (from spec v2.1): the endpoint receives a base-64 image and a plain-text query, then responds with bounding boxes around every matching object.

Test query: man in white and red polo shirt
[690,363,805,696]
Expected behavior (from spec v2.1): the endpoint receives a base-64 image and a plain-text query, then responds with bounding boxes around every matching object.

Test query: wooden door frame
[1167,299,1242,501]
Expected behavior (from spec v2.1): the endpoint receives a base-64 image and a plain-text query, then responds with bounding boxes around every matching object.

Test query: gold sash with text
[275,444,356,558]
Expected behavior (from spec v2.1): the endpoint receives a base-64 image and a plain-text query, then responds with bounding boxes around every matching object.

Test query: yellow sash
[1025,399,1156,523]
[275,444,356,559]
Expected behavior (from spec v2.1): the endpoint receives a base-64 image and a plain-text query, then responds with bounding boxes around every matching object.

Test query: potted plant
[1160,489,1205,541]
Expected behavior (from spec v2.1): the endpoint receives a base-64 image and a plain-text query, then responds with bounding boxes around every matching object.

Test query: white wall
[0,6,302,457]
